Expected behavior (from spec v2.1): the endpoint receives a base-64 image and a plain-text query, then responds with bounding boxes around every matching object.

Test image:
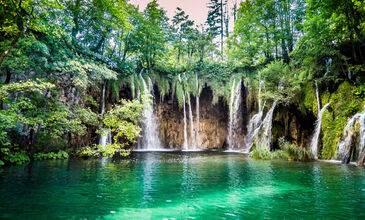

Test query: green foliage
[251,138,313,161]
[77,146,100,158]
[260,61,302,105]
[320,82,364,159]
[33,150,69,160]
[0,159,4,166]
[251,147,272,160]
[278,138,313,161]
[98,98,144,157]
[0,148,30,165]
[98,144,130,158]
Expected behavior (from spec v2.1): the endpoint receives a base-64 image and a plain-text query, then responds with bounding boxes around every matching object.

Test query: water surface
[1,152,365,219]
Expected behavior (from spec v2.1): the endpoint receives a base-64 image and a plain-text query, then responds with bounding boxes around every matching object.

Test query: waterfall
[139,75,163,150]
[187,92,196,149]
[227,79,242,150]
[338,107,365,161]
[310,103,330,159]
[257,101,277,150]
[99,80,112,146]
[324,58,332,76]
[195,75,200,147]
[182,93,188,150]
[244,80,265,152]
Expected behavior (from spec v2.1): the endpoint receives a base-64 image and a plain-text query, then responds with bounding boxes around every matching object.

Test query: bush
[250,138,313,161]
[0,148,30,165]
[33,150,69,160]
[251,147,271,160]
[77,146,100,158]
[271,150,290,160]
[278,137,313,161]
[97,144,130,158]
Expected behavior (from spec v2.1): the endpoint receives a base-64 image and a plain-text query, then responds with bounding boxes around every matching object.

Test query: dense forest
[0,0,364,166]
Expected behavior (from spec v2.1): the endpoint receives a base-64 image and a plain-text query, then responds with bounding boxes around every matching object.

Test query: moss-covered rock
[320,81,364,159]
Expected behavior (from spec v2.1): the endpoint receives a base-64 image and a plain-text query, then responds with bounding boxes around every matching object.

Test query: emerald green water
[1,152,365,219]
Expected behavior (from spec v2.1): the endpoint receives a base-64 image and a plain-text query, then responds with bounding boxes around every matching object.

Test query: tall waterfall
[338,106,365,162]
[139,75,163,150]
[310,103,330,159]
[227,79,242,150]
[245,80,265,152]
[99,80,112,146]
[187,92,196,149]
[195,75,200,146]
[182,93,188,150]
[257,101,277,150]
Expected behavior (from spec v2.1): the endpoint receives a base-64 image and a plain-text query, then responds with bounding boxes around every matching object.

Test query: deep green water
[1,152,365,219]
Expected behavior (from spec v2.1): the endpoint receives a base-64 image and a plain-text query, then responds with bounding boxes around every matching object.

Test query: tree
[0,0,60,67]
[134,0,168,69]
[207,0,226,59]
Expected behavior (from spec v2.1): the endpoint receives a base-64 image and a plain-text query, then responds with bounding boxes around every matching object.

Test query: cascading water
[310,103,330,159]
[179,74,188,150]
[256,100,278,150]
[195,75,200,146]
[227,79,242,150]
[338,106,365,162]
[182,93,188,150]
[139,75,163,150]
[99,80,112,146]
[187,92,196,149]
[310,80,330,159]
[245,80,265,152]
[324,58,332,77]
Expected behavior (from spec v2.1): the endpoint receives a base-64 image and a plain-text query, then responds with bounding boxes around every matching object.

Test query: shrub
[250,138,313,161]
[251,147,271,160]
[271,150,290,160]
[278,137,313,161]
[77,146,100,158]
[33,150,69,160]
[0,148,30,165]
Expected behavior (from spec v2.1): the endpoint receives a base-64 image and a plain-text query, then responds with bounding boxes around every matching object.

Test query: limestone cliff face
[116,82,315,151]
[272,105,316,149]
[155,86,230,150]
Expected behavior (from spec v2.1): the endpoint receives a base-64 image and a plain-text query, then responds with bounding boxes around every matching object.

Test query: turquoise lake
[1,152,365,219]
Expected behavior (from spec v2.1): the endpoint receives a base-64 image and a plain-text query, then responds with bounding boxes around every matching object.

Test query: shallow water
[1,152,365,219]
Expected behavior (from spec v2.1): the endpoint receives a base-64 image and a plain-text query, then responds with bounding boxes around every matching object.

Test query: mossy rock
[320,81,364,159]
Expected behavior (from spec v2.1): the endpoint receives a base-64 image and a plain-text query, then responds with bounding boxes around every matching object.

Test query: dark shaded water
[1,152,365,219]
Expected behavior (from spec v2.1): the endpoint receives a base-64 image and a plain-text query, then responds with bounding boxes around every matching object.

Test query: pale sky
[129,0,236,29]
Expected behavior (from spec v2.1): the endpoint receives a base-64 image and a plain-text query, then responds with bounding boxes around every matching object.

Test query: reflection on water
[0,152,365,219]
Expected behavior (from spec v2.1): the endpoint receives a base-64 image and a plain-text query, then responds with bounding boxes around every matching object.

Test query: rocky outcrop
[115,81,315,151]
[155,86,229,150]
[272,105,316,149]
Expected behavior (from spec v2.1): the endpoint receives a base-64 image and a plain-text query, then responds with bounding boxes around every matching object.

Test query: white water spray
[195,75,200,146]
[257,101,277,150]
[338,106,365,160]
[182,93,188,150]
[245,80,265,152]
[227,79,242,150]
[99,81,112,146]
[139,75,163,150]
[187,92,196,149]
[310,103,330,159]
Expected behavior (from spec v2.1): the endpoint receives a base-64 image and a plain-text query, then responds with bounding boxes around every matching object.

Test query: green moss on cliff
[320,81,364,159]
